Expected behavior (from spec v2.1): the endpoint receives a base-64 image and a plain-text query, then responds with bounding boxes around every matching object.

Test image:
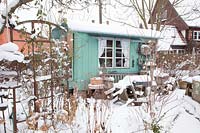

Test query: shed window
[99,38,130,68]
[193,31,200,40]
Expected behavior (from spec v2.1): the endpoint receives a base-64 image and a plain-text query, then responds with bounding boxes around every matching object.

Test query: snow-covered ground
[71,89,200,133]
[0,88,199,133]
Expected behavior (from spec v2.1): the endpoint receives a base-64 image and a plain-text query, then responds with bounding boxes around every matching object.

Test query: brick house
[0,26,49,55]
[0,28,27,52]
[152,0,200,54]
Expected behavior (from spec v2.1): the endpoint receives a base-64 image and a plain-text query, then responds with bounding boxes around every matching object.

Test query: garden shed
[53,21,160,90]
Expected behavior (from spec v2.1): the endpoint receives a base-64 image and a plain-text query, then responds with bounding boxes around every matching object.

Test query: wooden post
[98,0,102,24]
[49,26,54,113]
[1,96,6,133]
[31,22,39,113]
[49,25,55,129]
[13,88,17,132]
[10,28,13,42]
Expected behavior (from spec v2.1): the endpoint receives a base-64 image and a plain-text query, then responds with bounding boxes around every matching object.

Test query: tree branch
[0,0,34,33]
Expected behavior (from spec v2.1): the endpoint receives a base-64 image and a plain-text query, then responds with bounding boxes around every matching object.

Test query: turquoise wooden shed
[52,21,160,90]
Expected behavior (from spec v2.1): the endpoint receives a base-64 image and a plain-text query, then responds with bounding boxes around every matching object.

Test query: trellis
[7,20,70,131]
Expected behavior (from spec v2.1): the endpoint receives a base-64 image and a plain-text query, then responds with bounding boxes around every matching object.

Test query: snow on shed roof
[170,0,200,27]
[157,25,186,51]
[67,21,161,39]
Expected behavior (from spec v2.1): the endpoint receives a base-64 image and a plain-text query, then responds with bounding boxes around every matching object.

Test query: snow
[36,75,51,82]
[105,77,115,82]
[68,21,161,39]
[0,1,200,132]
[30,32,38,39]
[20,96,37,103]
[171,112,200,133]
[0,42,24,62]
[0,82,200,133]
[0,91,9,97]
[0,50,24,62]
[193,76,200,82]
[0,0,20,30]
[2,0,20,16]
[111,75,156,96]
[117,75,154,87]
[0,15,4,30]
[164,76,176,85]
[141,44,150,49]
[0,70,17,76]
[144,61,156,66]
[154,68,169,77]
[74,89,200,133]
[170,91,200,133]
[157,26,186,51]
[0,81,21,89]
[0,102,8,108]
[88,84,104,90]
[181,75,200,83]
[0,42,19,51]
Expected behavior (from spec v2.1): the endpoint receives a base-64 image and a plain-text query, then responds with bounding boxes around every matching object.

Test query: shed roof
[67,21,161,39]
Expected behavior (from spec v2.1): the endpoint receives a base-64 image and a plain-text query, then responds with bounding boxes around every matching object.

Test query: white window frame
[98,38,130,68]
[193,31,200,40]
[99,39,114,68]
[178,49,185,54]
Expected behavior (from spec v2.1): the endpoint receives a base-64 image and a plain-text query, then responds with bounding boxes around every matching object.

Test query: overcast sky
[13,0,141,27]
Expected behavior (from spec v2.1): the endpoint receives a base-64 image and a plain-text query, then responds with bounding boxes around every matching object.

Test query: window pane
[99,39,130,68]
[198,32,200,39]
[100,49,105,57]
[116,49,122,57]
[116,41,121,48]
[106,48,113,57]
[107,40,113,47]
[116,58,122,67]
[99,58,105,67]
[106,59,112,67]
[194,32,197,39]
[124,58,129,67]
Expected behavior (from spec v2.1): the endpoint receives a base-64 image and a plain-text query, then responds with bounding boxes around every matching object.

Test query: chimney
[106,21,109,25]
[139,23,143,29]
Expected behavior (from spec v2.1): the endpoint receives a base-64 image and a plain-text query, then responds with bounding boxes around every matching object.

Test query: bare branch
[0,0,34,33]
[102,13,138,28]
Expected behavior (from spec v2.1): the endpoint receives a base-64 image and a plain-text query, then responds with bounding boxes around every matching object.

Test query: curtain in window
[121,40,130,67]
[98,39,106,57]
[98,39,106,67]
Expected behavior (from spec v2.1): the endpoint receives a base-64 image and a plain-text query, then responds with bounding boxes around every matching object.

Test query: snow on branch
[0,0,34,33]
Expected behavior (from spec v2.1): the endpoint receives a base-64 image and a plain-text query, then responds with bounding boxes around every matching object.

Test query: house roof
[157,25,186,51]
[67,21,161,40]
[170,0,200,27]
